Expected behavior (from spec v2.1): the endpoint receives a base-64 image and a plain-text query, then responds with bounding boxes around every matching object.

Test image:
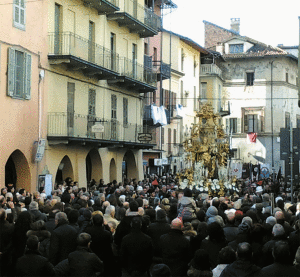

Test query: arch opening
[55,155,74,184]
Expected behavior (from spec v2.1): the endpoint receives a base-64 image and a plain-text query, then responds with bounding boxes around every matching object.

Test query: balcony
[48,32,120,80]
[200,64,222,79]
[219,101,231,117]
[108,57,157,93]
[153,60,171,80]
[47,113,154,149]
[107,0,161,38]
[82,0,120,14]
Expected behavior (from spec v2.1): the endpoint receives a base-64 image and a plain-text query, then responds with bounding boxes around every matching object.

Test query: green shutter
[24,53,31,100]
[7,48,15,97]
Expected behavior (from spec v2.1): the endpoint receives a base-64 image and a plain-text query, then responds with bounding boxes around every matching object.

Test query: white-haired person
[103,205,119,227]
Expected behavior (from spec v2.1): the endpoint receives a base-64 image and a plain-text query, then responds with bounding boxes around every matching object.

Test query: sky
[163,0,300,48]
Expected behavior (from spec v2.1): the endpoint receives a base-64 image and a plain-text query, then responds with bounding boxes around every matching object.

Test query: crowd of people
[1,174,300,277]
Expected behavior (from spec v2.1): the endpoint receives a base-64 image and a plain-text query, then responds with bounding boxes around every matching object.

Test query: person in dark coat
[12,211,33,263]
[14,235,55,277]
[26,220,51,258]
[49,212,77,266]
[200,222,227,269]
[223,212,239,243]
[114,200,141,249]
[0,208,14,276]
[28,201,47,222]
[85,214,119,276]
[160,217,191,277]
[120,216,153,276]
[261,223,289,267]
[147,209,171,259]
[257,241,299,276]
[68,233,103,277]
[220,242,260,277]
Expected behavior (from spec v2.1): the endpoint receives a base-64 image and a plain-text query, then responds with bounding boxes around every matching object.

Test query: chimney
[230,18,240,34]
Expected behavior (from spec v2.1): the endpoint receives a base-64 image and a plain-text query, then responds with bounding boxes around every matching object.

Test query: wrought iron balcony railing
[48,32,119,76]
[107,0,161,37]
[47,112,143,143]
[153,60,171,80]
[119,57,156,87]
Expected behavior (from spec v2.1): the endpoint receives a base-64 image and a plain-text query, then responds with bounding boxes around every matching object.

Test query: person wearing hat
[160,217,191,277]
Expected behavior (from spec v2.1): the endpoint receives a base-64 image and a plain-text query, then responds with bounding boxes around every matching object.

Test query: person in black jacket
[48,212,77,266]
[220,242,260,277]
[14,235,55,277]
[120,216,153,276]
[68,233,103,277]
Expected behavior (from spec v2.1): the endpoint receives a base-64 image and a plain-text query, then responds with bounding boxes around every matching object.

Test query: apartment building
[1,0,48,191]
[44,0,162,186]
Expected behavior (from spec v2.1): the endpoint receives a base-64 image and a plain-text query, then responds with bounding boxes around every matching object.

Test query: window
[193,56,196,77]
[229,118,237,134]
[180,80,187,107]
[13,0,26,30]
[242,108,264,133]
[246,72,254,86]
[193,86,197,111]
[218,84,222,111]
[229,44,244,53]
[161,127,164,145]
[181,48,184,71]
[7,48,31,100]
[123,98,128,126]
[110,33,116,71]
[200,82,207,99]
[297,115,300,129]
[173,129,177,144]
[111,95,117,119]
[286,72,289,83]
[168,128,171,154]
[144,43,149,55]
[285,112,290,129]
[153,47,157,62]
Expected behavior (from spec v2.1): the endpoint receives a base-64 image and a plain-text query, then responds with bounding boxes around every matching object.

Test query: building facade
[43,0,162,187]
[203,19,299,175]
[1,0,48,191]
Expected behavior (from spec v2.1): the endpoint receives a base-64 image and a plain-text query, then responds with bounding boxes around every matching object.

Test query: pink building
[0,0,48,191]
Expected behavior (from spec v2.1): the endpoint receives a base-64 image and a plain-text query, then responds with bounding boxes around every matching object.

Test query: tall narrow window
[67,83,75,136]
[181,48,184,71]
[13,0,26,30]
[54,4,62,54]
[193,86,197,111]
[110,33,116,71]
[88,21,95,63]
[111,95,117,140]
[286,72,289,83]
[161,127,164,145]
[200,82,207,99]
[153,47,157,62]
[285,112,290,129]
[144,43,149,55]
[123,98,128,126]
[132,43,137,78]
[168,128,171,154]
[87,89,96,137]
[246,72,254,86]
[173,129,177,144]
[7,48,31,100]
[229,118,237,133]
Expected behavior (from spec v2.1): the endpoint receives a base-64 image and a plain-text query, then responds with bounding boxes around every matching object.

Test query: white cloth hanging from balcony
[159,106,167,126]
[176,104,185,118]
[151,105,160,125]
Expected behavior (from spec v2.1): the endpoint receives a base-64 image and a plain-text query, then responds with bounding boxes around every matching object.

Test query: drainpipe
[270,60,275,184]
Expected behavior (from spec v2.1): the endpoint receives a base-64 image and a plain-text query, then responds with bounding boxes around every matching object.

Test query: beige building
[0,0,48,191]
[203,19,299,175]
[44,0,161,186]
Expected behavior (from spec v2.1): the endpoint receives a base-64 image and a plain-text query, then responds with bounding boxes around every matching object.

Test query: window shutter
[226,118,229,134]
[14,2,20,24]
[24,53,31,100]
[237,118,241,133]
[7,48,15,97]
